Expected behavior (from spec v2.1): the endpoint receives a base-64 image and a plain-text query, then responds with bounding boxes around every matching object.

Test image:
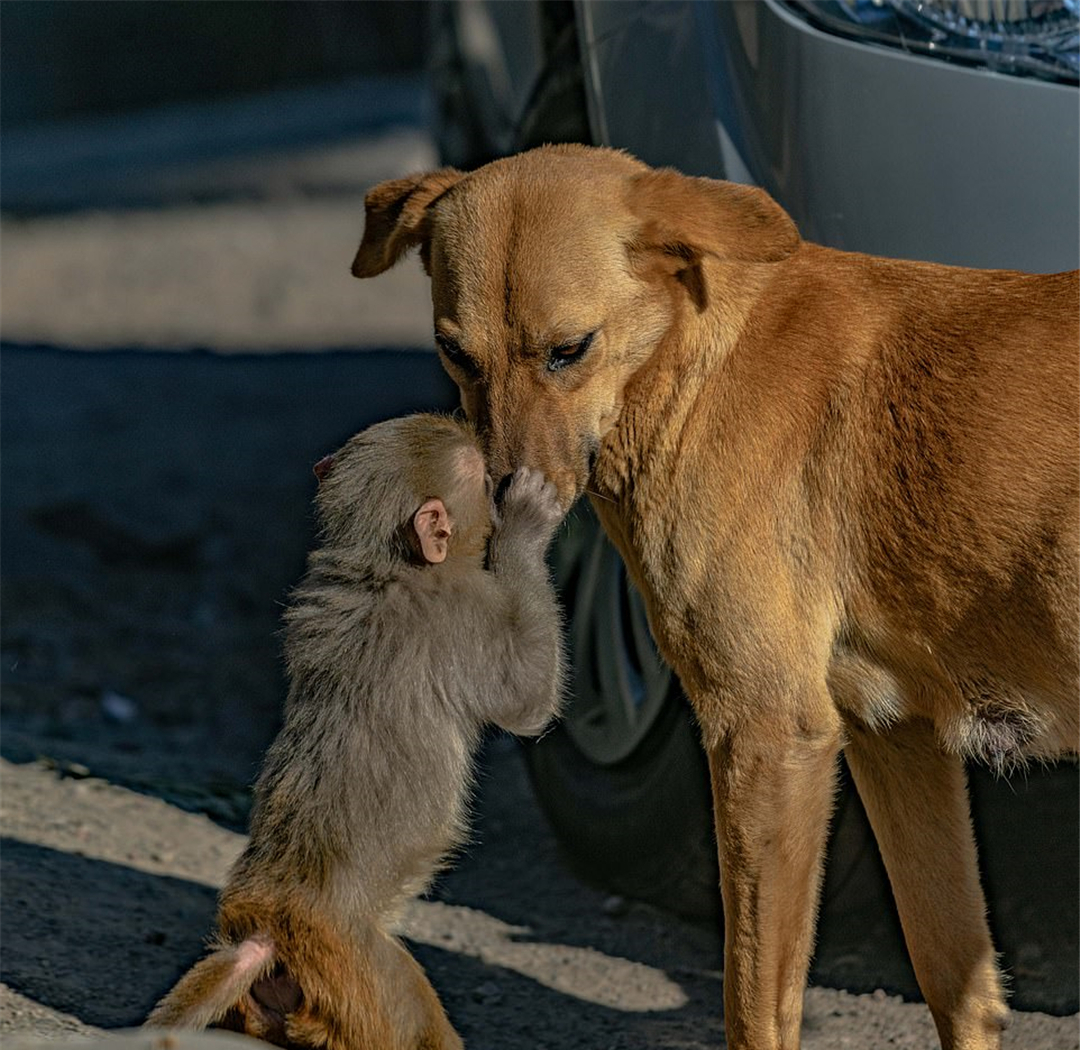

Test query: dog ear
[351,168,463,278]
[627,169,799,310]
[628,168,799,264]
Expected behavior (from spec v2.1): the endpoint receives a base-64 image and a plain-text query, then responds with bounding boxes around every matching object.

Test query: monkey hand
[492,466,564,557]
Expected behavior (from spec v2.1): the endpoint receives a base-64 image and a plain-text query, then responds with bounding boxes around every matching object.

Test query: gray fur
[234,413,565,924]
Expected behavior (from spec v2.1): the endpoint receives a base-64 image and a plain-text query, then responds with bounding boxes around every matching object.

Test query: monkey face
[437,441,494,563]
[410,442,493,566]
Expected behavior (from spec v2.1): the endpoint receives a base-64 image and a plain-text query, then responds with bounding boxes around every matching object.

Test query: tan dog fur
[352,144,1079,1050]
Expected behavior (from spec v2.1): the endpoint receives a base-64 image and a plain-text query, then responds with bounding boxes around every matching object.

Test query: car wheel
[512,1,591,153]
[522,502,722,920]
[430,1,592,171]
[428,1,511,171]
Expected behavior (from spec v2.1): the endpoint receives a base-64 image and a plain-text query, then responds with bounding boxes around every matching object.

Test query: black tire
[430,1,591,171]
[512,1,591,153]
[523,691,721,920]
[428,1,510,171]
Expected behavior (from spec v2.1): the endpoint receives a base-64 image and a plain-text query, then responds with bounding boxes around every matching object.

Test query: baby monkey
[147,414,565,1049]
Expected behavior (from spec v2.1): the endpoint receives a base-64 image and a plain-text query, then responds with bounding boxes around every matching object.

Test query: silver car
[431,0,1079,920]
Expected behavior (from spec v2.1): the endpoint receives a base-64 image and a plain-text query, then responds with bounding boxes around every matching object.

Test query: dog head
[352,145,799,504]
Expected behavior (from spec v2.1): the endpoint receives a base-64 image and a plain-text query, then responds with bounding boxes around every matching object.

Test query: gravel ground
[2,739,1075,1050]
[2,86,1077,1049]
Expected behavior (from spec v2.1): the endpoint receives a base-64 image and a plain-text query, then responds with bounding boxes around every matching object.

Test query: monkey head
[313,414,493,570]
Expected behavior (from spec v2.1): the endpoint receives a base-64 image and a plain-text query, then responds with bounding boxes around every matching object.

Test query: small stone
[101,688,139,723]
[472,981,503,1004]
[602,894,629,917]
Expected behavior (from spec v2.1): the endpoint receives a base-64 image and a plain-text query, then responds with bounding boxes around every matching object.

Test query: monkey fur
[146,413,566,1049]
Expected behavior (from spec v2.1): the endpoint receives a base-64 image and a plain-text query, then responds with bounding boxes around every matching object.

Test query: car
[430,0,1080,920]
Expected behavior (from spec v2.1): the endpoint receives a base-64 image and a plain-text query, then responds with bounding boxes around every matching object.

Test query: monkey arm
[480,467,567,736]
[482,562,565,736]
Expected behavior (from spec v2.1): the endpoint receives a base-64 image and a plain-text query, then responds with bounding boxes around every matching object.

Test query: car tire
[430,1,592,171]
[428,1,510,171]
[522,695,722,921]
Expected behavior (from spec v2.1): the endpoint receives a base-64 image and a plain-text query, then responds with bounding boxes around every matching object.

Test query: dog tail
[146,933,276,1030]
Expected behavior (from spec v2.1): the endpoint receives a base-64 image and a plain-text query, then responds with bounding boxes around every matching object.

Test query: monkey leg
[268,925,463,1050]
[843,717,1007,1050]
[148,923,463,1050]
[706,695,842,1050]
[343,929,464,1050]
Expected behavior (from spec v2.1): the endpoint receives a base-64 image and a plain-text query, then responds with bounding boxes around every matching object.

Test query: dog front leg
[707,700,842,1050]
[843,718,1007,1050]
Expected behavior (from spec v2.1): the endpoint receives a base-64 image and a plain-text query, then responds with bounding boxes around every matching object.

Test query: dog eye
[435,334,479,376]
[547,332,594,372]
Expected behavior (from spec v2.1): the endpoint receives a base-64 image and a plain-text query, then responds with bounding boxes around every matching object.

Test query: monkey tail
[145,933,276,1031]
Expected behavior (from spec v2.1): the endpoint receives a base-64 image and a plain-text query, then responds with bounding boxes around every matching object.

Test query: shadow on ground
[1,839,218,1027]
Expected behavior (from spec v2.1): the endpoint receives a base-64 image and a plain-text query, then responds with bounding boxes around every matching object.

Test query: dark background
[1,1,427,127]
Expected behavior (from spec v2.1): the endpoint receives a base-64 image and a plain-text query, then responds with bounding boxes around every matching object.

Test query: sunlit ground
[1,80,436,353]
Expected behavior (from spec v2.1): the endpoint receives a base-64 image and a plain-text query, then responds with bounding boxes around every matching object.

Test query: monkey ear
[413,498,451,564]
[351,168,464,278]
[313,454,335,483]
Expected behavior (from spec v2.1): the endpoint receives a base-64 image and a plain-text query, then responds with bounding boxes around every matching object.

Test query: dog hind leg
[843,717,1008,1050]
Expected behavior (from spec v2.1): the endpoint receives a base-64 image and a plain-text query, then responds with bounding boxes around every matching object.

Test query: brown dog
[352,144,1079,1050]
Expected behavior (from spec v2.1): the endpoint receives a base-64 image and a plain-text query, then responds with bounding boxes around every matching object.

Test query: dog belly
[830,639,1077,770]
[827,649,908,734]
[939,674,1076,769]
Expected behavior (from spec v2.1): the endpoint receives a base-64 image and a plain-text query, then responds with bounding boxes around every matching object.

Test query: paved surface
[0,85,436,351]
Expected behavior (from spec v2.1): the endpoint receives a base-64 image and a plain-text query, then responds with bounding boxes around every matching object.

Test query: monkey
[146,413,566,1049]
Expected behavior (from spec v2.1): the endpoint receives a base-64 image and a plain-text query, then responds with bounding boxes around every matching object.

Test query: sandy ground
[2,82,1077,1049]
[3,744,1073,1050]
[0,129,435,352]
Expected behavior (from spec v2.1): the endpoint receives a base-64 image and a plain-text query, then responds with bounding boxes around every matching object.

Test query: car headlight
[783,0,1079,83]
